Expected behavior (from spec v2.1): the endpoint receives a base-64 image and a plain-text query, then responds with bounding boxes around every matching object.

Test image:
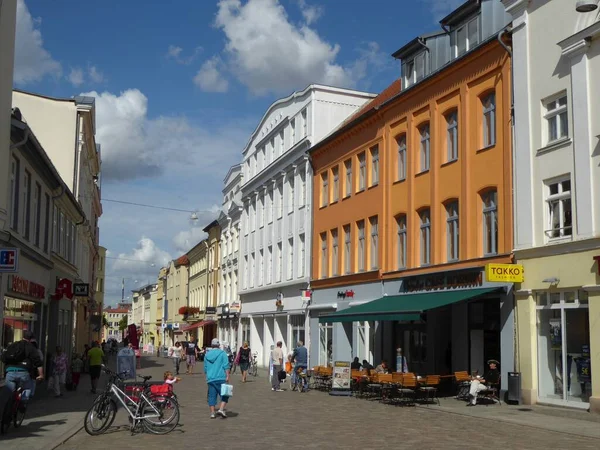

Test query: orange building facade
[308,32,516,385]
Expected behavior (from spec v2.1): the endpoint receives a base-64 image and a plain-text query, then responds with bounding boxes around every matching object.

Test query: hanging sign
[74,283,90,297]
[485,263,525,283]
[0,248,19,272]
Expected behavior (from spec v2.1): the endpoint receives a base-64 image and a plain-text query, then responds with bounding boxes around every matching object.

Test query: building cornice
[514,237,600,260]
[501,0,529,17]
[559,20,600,58]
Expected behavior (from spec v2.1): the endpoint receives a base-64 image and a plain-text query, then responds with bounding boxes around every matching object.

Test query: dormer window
[451,16,479,59]
[402,51,426,88]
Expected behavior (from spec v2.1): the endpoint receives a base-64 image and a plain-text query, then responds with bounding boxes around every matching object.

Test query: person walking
[203,338,230,419]
[87,341,105,394]
[1,331,44,407]
[271,341,284,392]
[185,340,197,375]
[50,346,68,397]
[71,353,83,391]
[168,341,183,375]
[237,342,251,383]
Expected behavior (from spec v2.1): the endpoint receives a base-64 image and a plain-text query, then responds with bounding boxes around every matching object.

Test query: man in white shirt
[271,341,284,392]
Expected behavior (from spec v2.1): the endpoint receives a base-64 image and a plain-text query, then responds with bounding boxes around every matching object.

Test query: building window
[446,110,458,162]
[299,172,306,207]
[344,159,352,198]
[298,234,305,278]
[287,238,294,280]
[270,138,275,160]
[419,124,430,172]
[403,58,415,88]
[277,242,283,282]
[446,201,459,261]
[288,177,294,214]
[357,220,365,272]
[332,166,339,202]
[277,183,283,219]
[267,246,273,284]
[291,118,296,145]
[420,209,431,266]
[358,152,366,191]
[258,250,264,286]
[451,16,479,58]
[258,194,265,228]
[33,182,41,247]
[43,193,50,253]
[268,188,274,223]
[402,51,426,88]
[331,229,339,276]
[319,322,333,367]
[396,215,407,270]
[369,216,378,270]
[482,93,496,148]
[249,253,255,288]
[545,178,572,239]
[280,130,285,155]
[343,224,351,274]
[22,174,32,239]
[320,232,328,278]
[9,157,20,231]
[321,172,328,207]
[369,145,379,186]
[302,108,307,137]
[482,190,498,255]
[397,135,406,181]
[544,94,568,144]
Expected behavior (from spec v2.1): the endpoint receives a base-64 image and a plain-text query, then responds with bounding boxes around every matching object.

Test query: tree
[118,315,128,331]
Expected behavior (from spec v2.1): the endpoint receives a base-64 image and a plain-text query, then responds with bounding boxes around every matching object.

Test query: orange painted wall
[311,40,513,289]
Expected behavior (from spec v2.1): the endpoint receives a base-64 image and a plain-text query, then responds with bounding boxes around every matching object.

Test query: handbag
[220,383,233,397]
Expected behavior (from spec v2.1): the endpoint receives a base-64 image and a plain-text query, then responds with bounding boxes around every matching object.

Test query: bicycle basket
[150,384,172,395]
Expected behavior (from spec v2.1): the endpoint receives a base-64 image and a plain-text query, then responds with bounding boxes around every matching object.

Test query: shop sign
[332,361,351,390]
[8,275,46,299]
[404,271,483,293]
[74,283,90,297]
[337,290,355,299]
[52,278,73,300]
[485,263,524,283]
[206,307,217,314]
[0,248,19,272]
[229,302,241,313]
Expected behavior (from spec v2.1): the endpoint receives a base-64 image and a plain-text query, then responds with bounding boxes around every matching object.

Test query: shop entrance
[537,290,591,407]
[468,298,501,376]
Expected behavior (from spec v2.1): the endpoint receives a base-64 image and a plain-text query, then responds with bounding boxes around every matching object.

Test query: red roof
[343,78,402,125]
[175,254,190,267]
[104,308,129,314]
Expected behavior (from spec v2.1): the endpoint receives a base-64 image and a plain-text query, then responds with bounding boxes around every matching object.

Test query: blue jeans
[207,381,229,407]
[5,371,33,402]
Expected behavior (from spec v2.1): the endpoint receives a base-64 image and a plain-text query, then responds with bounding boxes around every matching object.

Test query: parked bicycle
[292,367,309,393]
[84,366,179,436]
[0,380,27,434]
[249,352,259,377]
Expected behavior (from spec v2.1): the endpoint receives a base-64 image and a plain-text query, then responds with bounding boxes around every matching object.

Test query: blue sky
[14,0,463,304]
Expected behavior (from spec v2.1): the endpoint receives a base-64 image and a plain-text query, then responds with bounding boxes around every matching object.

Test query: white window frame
[370,145,379,186]
[258,250,264,286]
[267,245,273,285]
[482,190,498,255]
[320,232,328,278]
[299,171,306,207]
[396,215,407,270]
[22,170,31,239]
[446,201,459,262]
[277,242,283,282]
[331,229,339,276]
[288,177,294,214]
[451,16,480,59]
[298,234,305,278]
[301,108,307,138]
[332,166,339,202]
[482,93,496,148]
[277,183,283,219]
[344,159,352,198]
[420,209,431,266]
[397,135,406,181]
[420,124,430,172]
[321,172,328,207]
[544,94,569,145]
[544,177,572,240]
[369,216,378,270]
[446,110,458,162]
[287,238,294,280]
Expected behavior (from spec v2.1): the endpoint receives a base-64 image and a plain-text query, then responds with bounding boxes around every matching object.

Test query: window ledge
[536,137,572,155]
[298,204,306,210]
[545,236,573,245]
[331,199,339,205]
[356,188,365,195]
[441,158,458,168]
[393,177,406,185]
[369,182,379,190]
[319,204,328,210]
[477,144,496,153]
[416,169,429,177]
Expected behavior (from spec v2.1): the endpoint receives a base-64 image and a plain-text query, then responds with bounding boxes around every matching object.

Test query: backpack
[0,341,28,366]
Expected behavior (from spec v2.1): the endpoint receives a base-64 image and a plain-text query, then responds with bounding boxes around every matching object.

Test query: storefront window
[319,322,333,367]
[3,297,38,347]
[537,291,591,406]
[290,315,305,347]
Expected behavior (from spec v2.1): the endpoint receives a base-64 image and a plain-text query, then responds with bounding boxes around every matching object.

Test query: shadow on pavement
[0,419,68,441]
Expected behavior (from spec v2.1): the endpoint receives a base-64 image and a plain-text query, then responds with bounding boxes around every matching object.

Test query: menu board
[332,361,351,390]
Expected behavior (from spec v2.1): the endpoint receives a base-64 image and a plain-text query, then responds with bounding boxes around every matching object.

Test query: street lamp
[576,0,599,12]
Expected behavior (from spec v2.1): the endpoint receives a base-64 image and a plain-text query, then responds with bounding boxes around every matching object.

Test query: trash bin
[508,372,521,404]
[117,348,136,380]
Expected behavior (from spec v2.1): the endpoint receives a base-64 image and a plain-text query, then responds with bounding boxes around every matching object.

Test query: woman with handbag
[237,342,251,383]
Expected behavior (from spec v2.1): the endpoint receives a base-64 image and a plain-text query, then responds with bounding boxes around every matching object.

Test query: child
[164,371,181,385]
[71,353,83,391]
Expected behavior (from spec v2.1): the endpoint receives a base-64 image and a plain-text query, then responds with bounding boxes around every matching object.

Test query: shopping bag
[220,383,233,397]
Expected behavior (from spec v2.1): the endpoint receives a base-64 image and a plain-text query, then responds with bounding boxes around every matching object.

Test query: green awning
[318,287,499,324]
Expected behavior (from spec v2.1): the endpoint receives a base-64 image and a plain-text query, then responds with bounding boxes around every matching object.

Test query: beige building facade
[203,221,221,346]
[183,239,209,344]
[165,255,189,345]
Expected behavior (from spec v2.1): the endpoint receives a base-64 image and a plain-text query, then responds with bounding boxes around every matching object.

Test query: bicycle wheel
[141,397,180,434]
[84,396,117,436]
[13,402,26,428]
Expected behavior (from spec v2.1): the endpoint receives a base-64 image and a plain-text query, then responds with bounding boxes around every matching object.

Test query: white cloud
[68,67,84,86]
[297,0,323,25]
[166,44,203,65]
[88,65,105,83]
[14,0,62,84]
[193,56,229,93]
[172,205,221,252]
[214,0,354,95]
[419,0,465,21]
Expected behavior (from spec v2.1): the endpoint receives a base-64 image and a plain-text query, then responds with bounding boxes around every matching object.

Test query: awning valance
[181,320,216,332]
[318,287,500,324]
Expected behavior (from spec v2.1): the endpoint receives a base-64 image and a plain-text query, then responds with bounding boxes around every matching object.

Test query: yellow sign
[485,263,524,283]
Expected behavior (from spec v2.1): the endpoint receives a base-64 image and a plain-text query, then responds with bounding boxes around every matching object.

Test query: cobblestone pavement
[51,357,600,450]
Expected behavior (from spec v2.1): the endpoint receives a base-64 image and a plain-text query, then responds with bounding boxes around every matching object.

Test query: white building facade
[239,85,375,366]
[217,164,243,349]
[503,0,600,411]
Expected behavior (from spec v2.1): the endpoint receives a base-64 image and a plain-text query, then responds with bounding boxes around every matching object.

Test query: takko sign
[485,263,525,283]
[8,275,46,300]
